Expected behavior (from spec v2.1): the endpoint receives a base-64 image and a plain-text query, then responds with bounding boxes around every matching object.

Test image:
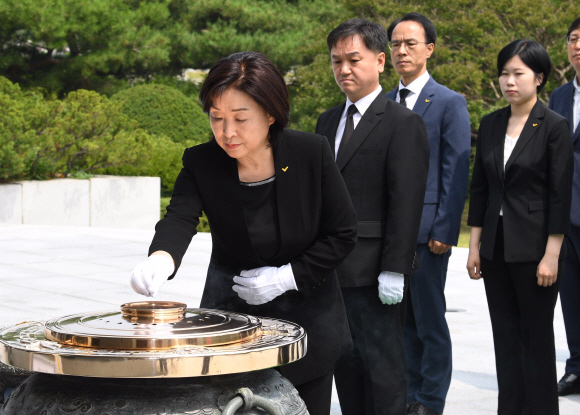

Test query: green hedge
[0,77,212,196]
[112,84,212,145]
[161,197,210,232]
[0,77,153,182]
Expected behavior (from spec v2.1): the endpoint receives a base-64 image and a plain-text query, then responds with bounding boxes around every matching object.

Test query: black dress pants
[480,219,560,415]
[560,228,580,376]
[335,284,408,415]
[294,370,335,415]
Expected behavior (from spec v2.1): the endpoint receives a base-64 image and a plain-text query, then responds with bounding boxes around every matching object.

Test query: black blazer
[468,101,574,262]
[316,91,429,286]
[149,129,358,384]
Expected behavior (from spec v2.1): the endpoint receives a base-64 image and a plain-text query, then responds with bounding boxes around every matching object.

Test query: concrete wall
[21,179,90,226]
[0,176,160,229]
[90,176,160,229]
[0,184,22,225]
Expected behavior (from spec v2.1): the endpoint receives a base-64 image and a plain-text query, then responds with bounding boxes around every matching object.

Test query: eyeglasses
[388,40,430,51]
[567,35,580,46]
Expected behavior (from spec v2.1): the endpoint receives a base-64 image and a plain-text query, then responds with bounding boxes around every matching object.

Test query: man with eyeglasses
[549,16,580,397]
[386,13,471,415]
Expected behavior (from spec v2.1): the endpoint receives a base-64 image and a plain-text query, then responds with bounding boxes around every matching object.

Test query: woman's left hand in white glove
[233,264,297,305]
[378,271,405,305]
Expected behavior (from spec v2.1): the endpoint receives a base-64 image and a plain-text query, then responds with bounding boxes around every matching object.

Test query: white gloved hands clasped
[232,264,297,305]
[378,271,405,305]
[130,255,175,297]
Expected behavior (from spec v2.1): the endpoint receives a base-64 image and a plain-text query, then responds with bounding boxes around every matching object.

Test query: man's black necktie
[338,104,358,155]
[399,88,411,107]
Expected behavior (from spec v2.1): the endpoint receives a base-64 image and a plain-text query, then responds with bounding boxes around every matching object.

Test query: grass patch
[457,199,470,248]
[160,197,171,219]
[160,196,210,232]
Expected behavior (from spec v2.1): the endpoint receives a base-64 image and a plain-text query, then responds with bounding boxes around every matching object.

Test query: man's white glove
[232,264,298,305]
[130,255,174,297]
[378,271,405,305]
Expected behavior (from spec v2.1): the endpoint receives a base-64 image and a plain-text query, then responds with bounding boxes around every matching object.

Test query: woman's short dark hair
[387,12,437,45]
[497,39,552,93]
[199,51,289,145]
[567,17,580,37]
[327,19,388,54]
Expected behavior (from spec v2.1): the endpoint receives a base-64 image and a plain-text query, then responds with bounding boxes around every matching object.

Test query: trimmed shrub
[101,134,184,194]
[0,77,199,197]
[0,76,154,182]
[112,84,212,145]
[32,90,154,178]
[0,78,41,181]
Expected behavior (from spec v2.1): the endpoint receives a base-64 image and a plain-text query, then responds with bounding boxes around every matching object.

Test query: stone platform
[0,225,578,414]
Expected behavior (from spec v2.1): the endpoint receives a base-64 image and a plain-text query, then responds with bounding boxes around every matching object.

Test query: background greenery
[1,0,579,239]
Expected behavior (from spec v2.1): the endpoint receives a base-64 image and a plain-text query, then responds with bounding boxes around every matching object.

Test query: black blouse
[240,176,281,261]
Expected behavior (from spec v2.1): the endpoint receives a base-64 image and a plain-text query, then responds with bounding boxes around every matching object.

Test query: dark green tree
[290,0,579,135]
[0,0,342,96]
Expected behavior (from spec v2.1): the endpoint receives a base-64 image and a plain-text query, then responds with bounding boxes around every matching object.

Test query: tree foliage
[112,84,212,145]
[168,0,343,71]
[33,89,155,177]
[0,76,154,181]
[290,0,580,134]
[2,0,579,148]
[0,78,43,180]
[0,0,341,96]
[0,0,174,95]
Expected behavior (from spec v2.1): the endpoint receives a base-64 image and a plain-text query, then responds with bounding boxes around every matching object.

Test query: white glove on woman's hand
[130,255,174,297]
[232,264,297,305]
[378,271,405,305]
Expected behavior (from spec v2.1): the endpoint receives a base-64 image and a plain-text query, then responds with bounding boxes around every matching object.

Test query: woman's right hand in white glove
[130,253,175,297]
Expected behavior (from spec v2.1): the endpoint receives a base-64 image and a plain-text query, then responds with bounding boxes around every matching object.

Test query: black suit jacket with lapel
[316,91,430,286]
[149,129,358,385]
[549,81,580,231]
[468,100,574,262]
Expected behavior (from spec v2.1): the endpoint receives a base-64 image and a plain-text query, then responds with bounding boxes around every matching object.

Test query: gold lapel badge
[533,123,538,127]
[282,166,289,172]
[425,99,430,103]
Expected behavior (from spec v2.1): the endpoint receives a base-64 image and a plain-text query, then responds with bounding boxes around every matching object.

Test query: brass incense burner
[0,302,309,414]
[0,301,306,378]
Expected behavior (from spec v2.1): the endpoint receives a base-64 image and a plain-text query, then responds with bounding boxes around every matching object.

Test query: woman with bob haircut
[467,39,574,414]
[129,51,357,414]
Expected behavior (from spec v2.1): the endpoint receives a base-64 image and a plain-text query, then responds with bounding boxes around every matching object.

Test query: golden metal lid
[0,302,306,378]
[44,302,261,350]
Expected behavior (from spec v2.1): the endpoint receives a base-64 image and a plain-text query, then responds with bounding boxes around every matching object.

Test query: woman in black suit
[129,51,357,415]
[467,40,574,415]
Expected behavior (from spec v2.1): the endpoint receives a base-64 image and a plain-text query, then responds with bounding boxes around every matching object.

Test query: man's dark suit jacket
[149,129,358,385]
[468,100,574,262]
[387,77,471,246]
[316,91,429,286]
[549,81,580,231]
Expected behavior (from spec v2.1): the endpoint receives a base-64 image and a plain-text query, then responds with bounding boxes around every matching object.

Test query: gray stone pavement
[0,224,579,414]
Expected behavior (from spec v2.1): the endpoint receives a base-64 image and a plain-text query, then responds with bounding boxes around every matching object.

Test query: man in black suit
[549,16,580,396]
[316,19,429,415]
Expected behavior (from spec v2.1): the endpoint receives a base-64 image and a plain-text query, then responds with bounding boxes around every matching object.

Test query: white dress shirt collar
[334,86,383,157]
[574,75,580,132]
[345,85,383,118]
[397,71,430,110]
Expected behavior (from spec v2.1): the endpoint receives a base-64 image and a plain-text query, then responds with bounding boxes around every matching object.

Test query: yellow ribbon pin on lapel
[533,123,537,127]
[425,99,430,103]
[282,166,288,172]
